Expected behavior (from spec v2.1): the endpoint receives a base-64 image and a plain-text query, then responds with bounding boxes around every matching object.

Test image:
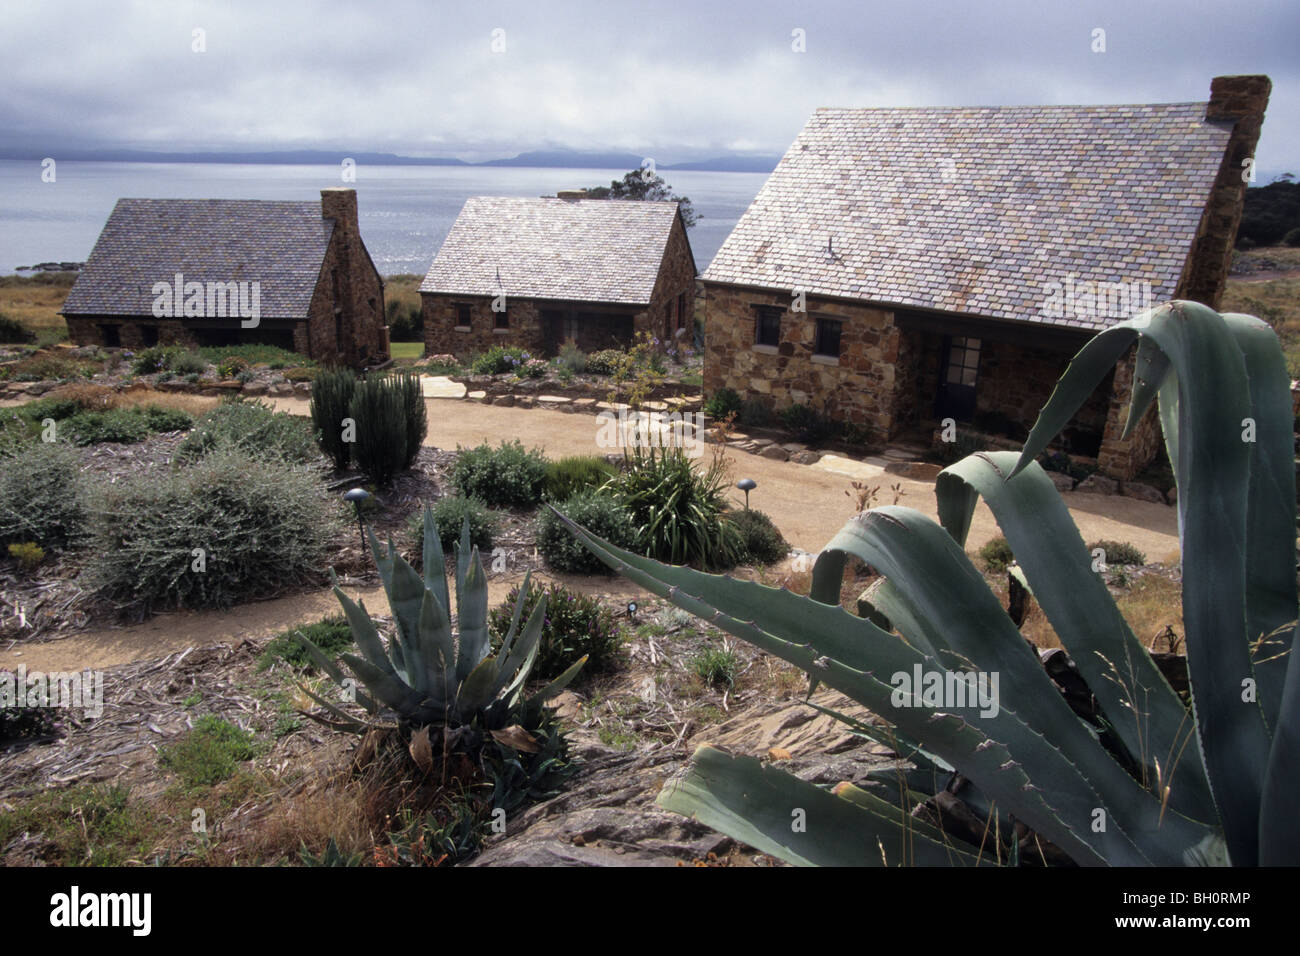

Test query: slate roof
[703,102,1234,331]
[62,199,334,318]
[420,197,686,305]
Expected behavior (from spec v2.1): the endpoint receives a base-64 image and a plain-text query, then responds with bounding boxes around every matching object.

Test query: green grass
[390,341,424,360]
[195,344,315,368]
[259,614,354,670]
[689,646,740,687]
[0,783,161,866]
[158,715,260,789]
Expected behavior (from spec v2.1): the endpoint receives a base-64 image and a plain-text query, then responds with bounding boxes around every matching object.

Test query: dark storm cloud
[1,0,1295,173]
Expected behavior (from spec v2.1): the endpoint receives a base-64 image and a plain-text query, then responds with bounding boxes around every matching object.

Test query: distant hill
[0,146,777,173]
[1239,179,1300,247]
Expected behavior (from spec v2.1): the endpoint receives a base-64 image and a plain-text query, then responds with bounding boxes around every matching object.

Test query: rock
[1121,481,1167,504]
[293,382,312,395]
[1048,471,1075,493]
[537,395,571,405]
[760,444,789,461]
[781,443,807,453]
[884,460,943,481]
[241,382,268,396]
[791,450,822,465]
[493,393,515,407]
[23,382,52,396]
[268,382,294,396]
[1167,486,1177,504]
[466,389,487,401]
[1076,474,1118,495]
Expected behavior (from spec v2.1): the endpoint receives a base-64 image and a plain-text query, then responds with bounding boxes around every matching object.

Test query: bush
[470,345,531,376]
[556,342,587,374]
[488,580,623,680]
[1088,540,1147,567]
[310,367,357,470]
[726,508,789,565]
[0,352,95,382]
[1284,227,1300,248]
[537,490,639,574]
[689,647,739,687]
[176,398,318,464]
[738,398,772,428]
[196,344,314,368]
[584,349,623,375]
[978,536,1015,573]
[131,346,208,376]
[261,615,353,670]
[281,366,317,382]
[704,387,742,420]
[451,440,549,508]
[348,373,425,485]
[0,442,85,549]
[544,455,616,502]
[63,408,151,445]
[409,497,498,554]
[0,314,34,344]
[779,403,832,443]
[131,347,171,375]
[7,541,46,571]
[169,350,208,375]
[603,445,742,570]
[83,445,342,613]
[140,405,195,432]
[158,715,258,788]
[216,356,249,379]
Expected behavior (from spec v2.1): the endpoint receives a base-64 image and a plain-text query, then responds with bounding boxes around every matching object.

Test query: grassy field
[390,341,424,360]
[0,273,76,345]
[1222,246,1300,377]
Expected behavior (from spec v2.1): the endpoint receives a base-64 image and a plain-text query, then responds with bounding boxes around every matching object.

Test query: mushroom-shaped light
[736,478,757,509]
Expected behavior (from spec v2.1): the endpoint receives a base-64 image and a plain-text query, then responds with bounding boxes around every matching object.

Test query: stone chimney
[1176,75,1271,308]
[320,187,359,235]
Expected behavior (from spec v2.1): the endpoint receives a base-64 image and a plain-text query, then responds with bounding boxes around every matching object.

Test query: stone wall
[645,214,699,348]
[309,188,388,366]
[1176,75,1271,308]
[703,282,902,442]
[423,296,549,358]
[1096,346,1164,479]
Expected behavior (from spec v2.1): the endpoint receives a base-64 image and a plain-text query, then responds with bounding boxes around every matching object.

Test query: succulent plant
[558,301,1298,866]
[295,505,585,732]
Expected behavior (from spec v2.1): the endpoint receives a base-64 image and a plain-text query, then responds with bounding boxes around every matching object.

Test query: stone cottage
[703,75,1269,478]
[62,188,388,367]
[420,195,696,359]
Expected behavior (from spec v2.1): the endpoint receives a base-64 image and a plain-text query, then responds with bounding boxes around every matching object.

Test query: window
[455,304,472,329]
[814,317,842,358]
[945,336,981,387]
[494,305,509,330]
[140,325,159,347]
[754,306,782,347]
[678,292,689,331]
[99,324,121,347]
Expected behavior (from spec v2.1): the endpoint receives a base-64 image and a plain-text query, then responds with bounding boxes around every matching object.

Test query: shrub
[488,580,623,680]
[584,349,623,375]
[168,350,208,375]
[0,442,85,549]
[451,440,549,508]
[261,615,353,670]
[1284,227,1300,248]
[139,405,195,433]
[726,509,789,565]
[689,646,739,687]
[602,444,743,570]
[0,314,34,344]
[131,346,171,374]
[281,366,318,382]
[556,342,587,374]
[0,352,95,382]
[63,408,151,445]
[1088,540,1147,567]
[537,491,638,574]
[470,345,531,376]
[176,398,318,464]
[544,455,616,502]
[517,358,548,379]
[978,536,1015,573]
[704,387,742,420]
[196,344,314,368]
[738,398,772,428]
[158,715,258,788]
[83,444,342,613]
[7,541,46,571]
[348,373,424,485]
[779,403,832,443]
[217,356,249,379]
[310,367,357,470]
[409,497,498,554]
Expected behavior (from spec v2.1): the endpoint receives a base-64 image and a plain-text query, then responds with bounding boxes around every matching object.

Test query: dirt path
[5,395,1178,672]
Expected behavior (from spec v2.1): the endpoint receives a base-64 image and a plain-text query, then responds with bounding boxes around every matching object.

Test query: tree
[584,168,699,227]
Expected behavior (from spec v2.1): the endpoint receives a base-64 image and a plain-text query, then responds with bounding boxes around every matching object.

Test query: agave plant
[295,504,585,732]
[558,301,1298,866]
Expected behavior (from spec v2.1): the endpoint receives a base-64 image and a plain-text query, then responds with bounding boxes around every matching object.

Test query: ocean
[0,160,768,276]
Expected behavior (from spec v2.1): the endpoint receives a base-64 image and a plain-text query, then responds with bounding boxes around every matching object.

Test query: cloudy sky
[2,0,1296,176]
